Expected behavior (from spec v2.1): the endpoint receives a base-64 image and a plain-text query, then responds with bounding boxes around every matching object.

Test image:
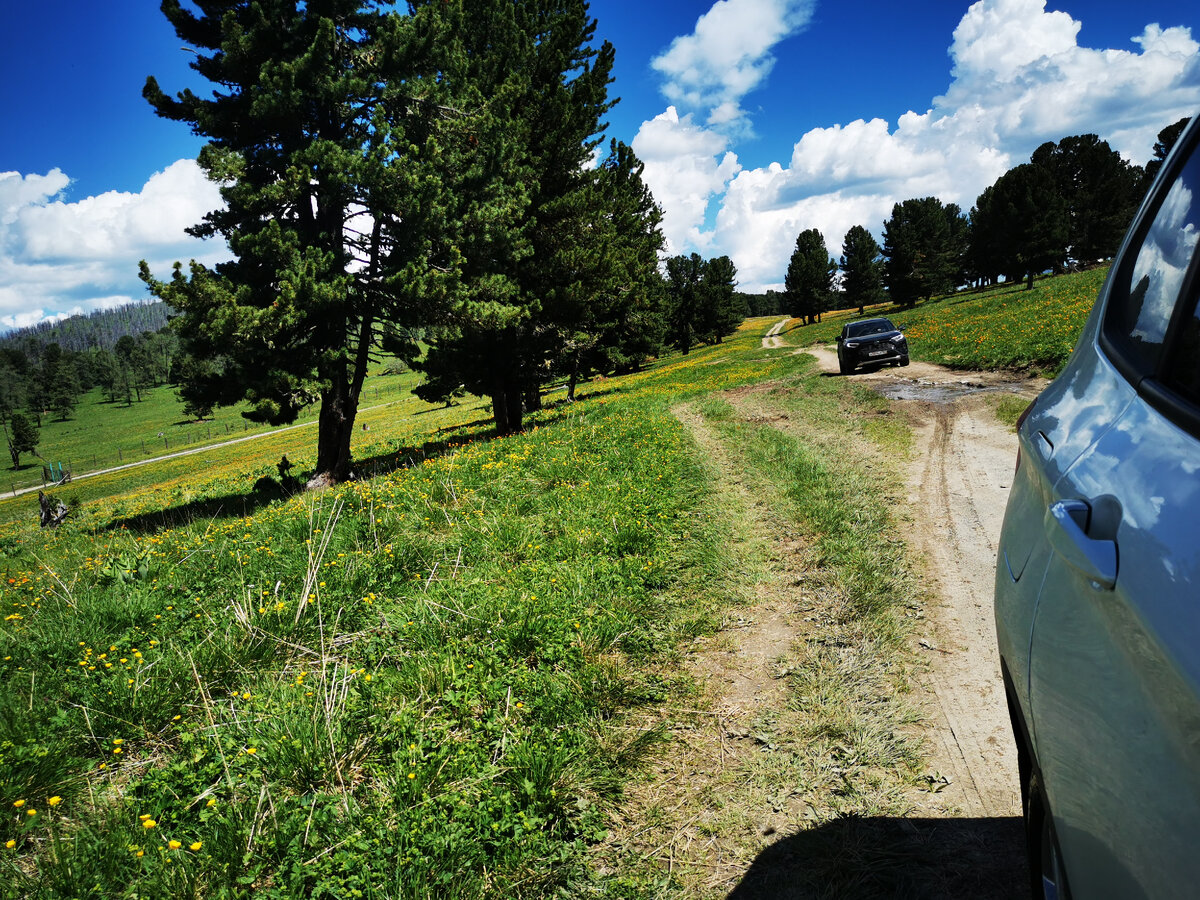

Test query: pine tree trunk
[491,391,510,435]
[490,376,525,436]
[567,352,579,402]
[308,365,357,490]
[506,390,523,433]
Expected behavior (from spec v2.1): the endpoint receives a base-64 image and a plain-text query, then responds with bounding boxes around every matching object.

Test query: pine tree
[664,253,706,355]
[141,0,454,486]
[785,229,835,324]
[988,163,1069,289]
[698,255,742,343]
[6,411,38,469]
[1142,116,1191,190]
[563,140,665,396]
[882,198,955,306]
[413,0,617,433]
[839,225,885,315]
[1031,135,1142,262]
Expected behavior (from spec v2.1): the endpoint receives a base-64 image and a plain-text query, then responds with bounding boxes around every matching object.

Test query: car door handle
[1045,500,1118,590]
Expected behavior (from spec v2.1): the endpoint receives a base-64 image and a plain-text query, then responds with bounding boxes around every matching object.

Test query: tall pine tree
[785,228,835,324]
[414,0,617,434]
[882,197,956,306]
[839,225,884,315]
[141,1,454,486]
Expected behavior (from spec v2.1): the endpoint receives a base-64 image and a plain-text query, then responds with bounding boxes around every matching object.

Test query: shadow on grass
[725,815,1027,900]
[103,382,631,534]
[103,478,304,534]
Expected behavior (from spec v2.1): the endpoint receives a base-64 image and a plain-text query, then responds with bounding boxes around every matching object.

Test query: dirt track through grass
[599,341,1033,897]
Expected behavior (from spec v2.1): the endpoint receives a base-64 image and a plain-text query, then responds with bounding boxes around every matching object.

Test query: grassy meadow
[2,370,416,499]
[1,323,822,898]
[1,268,1105,897]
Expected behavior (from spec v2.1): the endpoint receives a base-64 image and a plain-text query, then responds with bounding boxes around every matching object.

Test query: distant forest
[0,301,172,355]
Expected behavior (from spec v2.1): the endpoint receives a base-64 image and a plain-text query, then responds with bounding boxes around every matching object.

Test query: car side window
[1163,286,1200,405]
[1107,136,1200,377]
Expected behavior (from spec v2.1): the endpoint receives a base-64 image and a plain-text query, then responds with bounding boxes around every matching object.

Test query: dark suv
[995,111,1200,898]
[836,317,909,374]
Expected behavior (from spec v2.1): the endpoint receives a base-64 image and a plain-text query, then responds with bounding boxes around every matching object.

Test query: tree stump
[38,491,69,528]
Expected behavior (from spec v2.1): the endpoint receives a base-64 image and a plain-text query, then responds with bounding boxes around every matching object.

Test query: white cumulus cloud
[0,160,226,331]
[636,0,1200,291]
[652,0,816,124]
[632,107,742,254]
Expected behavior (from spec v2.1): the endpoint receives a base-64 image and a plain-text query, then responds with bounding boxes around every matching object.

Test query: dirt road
[805,344,1044,821]
[618,337,1044,897]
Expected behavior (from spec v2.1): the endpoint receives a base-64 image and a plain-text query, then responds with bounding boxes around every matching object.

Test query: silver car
[995,112,1200,899]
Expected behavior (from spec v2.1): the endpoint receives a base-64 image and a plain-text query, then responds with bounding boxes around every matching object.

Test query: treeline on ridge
[783,117,1191,322]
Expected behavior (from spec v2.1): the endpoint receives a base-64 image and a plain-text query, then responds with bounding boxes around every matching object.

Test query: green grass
[0,320,818,898]
[4,370,417,497]
[792,266,1110,375]
[991,393,1032,430]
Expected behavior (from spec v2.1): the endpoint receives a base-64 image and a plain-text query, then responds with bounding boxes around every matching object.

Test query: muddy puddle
[873,379,1023,404]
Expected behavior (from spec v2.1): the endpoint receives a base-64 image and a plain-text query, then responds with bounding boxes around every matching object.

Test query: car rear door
[1023,122,1200,897]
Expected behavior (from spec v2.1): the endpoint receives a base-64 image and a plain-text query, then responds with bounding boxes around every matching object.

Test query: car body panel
[1027,375,1200,897]
[995,109,1200,898]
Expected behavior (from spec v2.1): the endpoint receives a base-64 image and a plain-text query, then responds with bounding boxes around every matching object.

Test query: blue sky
[2,0,1199,329]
